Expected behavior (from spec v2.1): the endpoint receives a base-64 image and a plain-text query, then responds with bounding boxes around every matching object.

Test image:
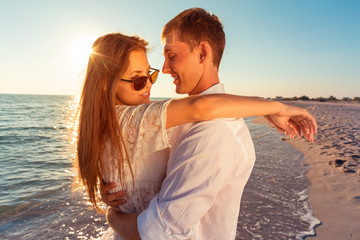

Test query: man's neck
[189,68,220,96]
[188,82,219,96]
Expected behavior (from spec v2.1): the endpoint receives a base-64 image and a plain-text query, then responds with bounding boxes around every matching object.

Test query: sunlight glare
[70,36,95,67]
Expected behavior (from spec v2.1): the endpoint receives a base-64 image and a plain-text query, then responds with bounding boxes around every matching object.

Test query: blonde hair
[73,33,148,212]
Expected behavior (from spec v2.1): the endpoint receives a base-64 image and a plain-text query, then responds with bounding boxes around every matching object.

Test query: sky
[0,0,359,99]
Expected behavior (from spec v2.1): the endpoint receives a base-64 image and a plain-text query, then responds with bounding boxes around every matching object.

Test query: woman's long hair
[73,33,148,212]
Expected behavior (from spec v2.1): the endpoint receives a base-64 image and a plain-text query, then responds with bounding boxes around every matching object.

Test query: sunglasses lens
[150,70,159,84]
[134,76,147,91]
[131,70,159,91]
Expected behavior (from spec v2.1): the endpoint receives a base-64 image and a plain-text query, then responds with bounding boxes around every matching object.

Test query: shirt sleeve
[137,120,238,239]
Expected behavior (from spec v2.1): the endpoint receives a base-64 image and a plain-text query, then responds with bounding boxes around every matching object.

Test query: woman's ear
[103,82,108,92]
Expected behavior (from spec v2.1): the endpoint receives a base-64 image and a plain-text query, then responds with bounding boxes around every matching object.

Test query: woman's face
[115,50,153,105]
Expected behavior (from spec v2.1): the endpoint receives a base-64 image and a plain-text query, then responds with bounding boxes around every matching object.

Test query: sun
[70,36,95,67]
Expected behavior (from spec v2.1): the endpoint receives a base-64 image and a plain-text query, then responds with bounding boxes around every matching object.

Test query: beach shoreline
[253,101,360,240]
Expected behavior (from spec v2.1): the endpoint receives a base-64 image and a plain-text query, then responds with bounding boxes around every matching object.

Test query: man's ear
[198,41,209,63]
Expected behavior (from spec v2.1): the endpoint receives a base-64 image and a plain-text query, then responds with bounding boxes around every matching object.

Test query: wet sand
[254,101,360,240]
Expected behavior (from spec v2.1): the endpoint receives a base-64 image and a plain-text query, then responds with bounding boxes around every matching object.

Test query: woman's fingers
[307,114,318,134]
[299,110,317,139]
[266,106,318,142]
[288,120,301,138]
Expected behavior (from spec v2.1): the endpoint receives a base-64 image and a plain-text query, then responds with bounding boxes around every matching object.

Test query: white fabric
[101,99,174,214]
[137,83,256,240]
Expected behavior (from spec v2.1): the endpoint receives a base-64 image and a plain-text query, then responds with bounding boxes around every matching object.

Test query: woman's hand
[265,104,318,142]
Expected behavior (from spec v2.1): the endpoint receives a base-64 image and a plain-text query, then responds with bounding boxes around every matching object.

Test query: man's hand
[100,181,127,208]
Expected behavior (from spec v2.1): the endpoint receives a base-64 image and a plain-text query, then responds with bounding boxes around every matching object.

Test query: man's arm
[106,208,140,240]
[100,181,141,238]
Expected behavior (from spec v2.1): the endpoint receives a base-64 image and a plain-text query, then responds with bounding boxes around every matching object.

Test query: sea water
[0,94,319,239]
[237,120,320,239]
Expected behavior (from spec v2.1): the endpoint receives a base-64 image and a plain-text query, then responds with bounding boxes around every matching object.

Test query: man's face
[162,31,203,95]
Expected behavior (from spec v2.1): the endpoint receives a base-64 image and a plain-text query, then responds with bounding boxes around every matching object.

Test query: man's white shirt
[137,83,256,239]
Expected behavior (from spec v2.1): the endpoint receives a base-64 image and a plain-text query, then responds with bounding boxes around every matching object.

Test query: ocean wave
[0,126,66,132]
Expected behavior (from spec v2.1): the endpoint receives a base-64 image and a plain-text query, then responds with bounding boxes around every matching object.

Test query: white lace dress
[101,100,174,239]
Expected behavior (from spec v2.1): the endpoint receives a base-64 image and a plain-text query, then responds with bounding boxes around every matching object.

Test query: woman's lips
[141,91,150,98]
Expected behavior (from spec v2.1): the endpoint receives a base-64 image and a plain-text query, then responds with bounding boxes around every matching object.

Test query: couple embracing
[74,8,317,240]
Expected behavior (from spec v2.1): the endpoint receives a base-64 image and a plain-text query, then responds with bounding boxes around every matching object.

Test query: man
[102,8,296,239]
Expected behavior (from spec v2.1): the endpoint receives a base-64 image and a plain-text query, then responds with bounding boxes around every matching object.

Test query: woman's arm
[166,94,317,141]
[166,94,282,129]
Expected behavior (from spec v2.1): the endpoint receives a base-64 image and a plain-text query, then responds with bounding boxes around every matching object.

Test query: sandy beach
[254,101,360,239]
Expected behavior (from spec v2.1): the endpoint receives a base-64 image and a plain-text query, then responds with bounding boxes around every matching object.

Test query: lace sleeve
[116,99,172,162]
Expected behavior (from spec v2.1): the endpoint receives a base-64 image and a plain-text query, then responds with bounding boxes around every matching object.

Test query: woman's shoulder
[115,99,172,115]
[115,99,173,129]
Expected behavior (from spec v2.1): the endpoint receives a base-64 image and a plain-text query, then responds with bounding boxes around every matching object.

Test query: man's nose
[162,58,171,74]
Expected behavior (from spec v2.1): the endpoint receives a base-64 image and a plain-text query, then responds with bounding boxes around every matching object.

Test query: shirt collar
[199,83,225,95]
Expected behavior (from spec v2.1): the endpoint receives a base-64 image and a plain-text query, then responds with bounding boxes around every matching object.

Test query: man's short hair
[162,8,225,69]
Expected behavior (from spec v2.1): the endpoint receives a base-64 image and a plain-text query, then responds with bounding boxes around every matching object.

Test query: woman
[73,32,316,217]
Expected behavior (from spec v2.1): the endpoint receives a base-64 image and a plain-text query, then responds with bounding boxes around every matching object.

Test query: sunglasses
[120,68,159,91]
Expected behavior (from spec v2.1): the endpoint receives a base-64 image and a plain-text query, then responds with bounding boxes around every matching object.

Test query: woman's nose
[146,77,153,87]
